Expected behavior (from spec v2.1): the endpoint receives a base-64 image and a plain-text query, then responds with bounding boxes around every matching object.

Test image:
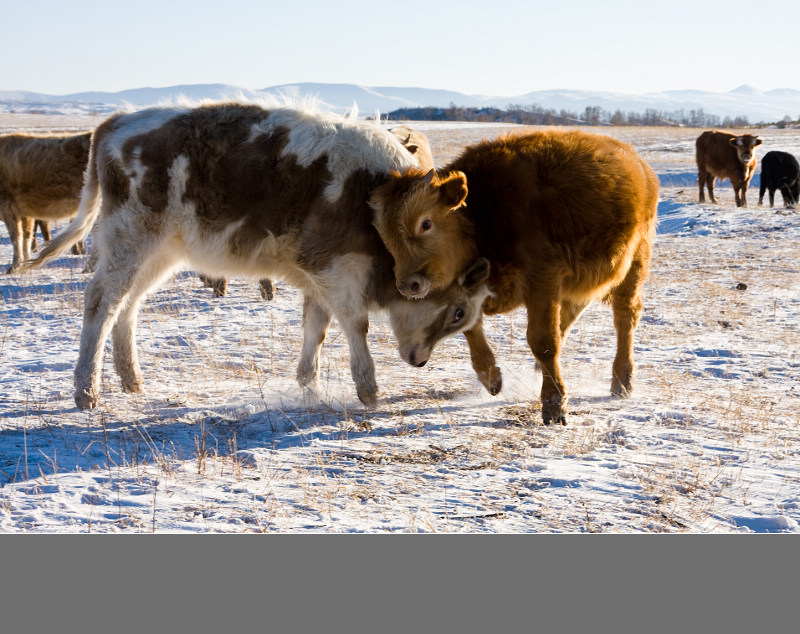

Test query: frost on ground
[1,116,799,533]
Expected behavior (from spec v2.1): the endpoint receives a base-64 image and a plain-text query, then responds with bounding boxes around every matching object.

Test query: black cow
[758,150,800,208]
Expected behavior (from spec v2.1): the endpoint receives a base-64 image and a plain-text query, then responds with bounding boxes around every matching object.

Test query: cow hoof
[121,377,144,394]
[479,366,503,395]
[611,378,632,397]
[75,389,98,410]
[357,385,378,408]
[541,396,567,426]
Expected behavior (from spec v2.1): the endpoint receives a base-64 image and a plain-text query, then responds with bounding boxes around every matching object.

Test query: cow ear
[460,257,490,289]
[405,143,420,155]
[437,171,468,211]
[730,137,741,147]
[755,138,763,146]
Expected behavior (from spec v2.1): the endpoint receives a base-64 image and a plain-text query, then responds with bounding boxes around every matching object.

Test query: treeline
[386,103,757,128]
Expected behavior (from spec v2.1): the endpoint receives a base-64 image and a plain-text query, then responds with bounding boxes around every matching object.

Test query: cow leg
[6,216,30,272]
[780,186,792,207]
[706,174,717,203]
[74,235,172,410]
[111,246,181,395]
[559,299,591,341]
[259,278,275,300]
[697,169,707,203]
[609,239,650,397]
[296,295,332,390]
[526,295,566,425]
[199,274,227,297]
[758,182,766,205]
[463,315,502,395]
[770,188,776,207]
[334,308,378,407]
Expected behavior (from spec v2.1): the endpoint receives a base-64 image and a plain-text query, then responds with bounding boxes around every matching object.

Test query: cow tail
[17,144,102,273]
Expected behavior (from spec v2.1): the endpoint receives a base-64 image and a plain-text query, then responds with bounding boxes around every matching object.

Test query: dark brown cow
[18,102,490,411]
[0,131,91,271]
[695,130,762,207]
[370,130,659,424]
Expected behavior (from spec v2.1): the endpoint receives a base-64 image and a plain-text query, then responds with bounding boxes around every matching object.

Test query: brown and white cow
[370,130,659,425]
[695,130,762,207]
[18,102,490,411]
[0,131,91,272]
[196,125,436,302]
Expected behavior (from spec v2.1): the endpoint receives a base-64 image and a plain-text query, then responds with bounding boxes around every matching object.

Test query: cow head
[730,134,763,165]
[387,257,491,367]
[370,167,475,299]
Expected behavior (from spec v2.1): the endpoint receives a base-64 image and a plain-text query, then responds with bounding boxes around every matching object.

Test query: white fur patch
[249,107,416,203]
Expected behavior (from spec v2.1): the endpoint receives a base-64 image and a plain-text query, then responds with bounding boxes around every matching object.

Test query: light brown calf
[370,130,659,424]
[696,130,762,207]
[0,131,91,271]
[389,125,435,171]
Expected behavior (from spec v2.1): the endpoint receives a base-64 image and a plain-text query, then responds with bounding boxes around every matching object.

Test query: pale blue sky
[3,0,798,96]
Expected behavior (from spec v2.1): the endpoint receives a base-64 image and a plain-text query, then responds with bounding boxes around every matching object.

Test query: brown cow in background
[0,131,91,272]
[370,130,659,425]
[389,125,435,171]
[695,130,762,207]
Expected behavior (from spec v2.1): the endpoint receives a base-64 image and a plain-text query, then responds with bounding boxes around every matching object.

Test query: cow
[196,125,435,301]
[17,102,491,411]
[389,125,435,171]
[758,150,799,208]
[369,129,659,425]
[0,131,92,272]
[695,130,762,207]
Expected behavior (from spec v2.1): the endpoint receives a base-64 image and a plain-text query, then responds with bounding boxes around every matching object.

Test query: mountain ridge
[1,83,798,122]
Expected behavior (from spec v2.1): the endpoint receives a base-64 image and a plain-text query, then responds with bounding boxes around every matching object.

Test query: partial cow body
[19,102,488,411]
[389,125,435,171]
[0,131,91,271]
[370,130,659,424]
[197,125,436,302]
[758,150,799,208]
[695,130,762,207]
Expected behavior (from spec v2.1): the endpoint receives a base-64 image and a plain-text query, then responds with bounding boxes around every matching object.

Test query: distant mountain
[1,83,798,123]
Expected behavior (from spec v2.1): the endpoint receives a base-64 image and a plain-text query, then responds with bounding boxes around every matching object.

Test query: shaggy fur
[695,130,762,207]
[0,131,91,271]
[18,102,487,411]
[370,130,659,424]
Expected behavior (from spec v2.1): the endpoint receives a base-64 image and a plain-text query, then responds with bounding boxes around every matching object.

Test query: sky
[3,0,800,97]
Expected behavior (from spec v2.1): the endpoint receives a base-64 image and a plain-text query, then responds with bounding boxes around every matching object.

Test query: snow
[1,117,799,533]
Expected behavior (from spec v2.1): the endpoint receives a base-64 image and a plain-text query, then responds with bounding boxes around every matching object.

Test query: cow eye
[453,308,465,323]
[420,219,432,232]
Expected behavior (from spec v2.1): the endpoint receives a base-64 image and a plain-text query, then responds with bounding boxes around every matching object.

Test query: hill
[1,83,798,123]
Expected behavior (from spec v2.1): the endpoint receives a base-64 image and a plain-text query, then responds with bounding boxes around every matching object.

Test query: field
[1,113,799,533]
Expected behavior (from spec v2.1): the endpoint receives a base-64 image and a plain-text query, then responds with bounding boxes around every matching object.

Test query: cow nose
[397,274,431,299]
[408,350,428,367]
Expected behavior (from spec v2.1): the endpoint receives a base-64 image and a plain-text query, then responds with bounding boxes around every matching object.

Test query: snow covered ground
[1,115,798,533]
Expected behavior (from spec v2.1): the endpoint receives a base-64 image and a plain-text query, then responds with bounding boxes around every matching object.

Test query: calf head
[388,257,491,368]
[730,134,763,165]
[371,168,474,299]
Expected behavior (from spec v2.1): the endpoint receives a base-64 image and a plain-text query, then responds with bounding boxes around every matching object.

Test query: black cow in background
[759,150,800,208]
